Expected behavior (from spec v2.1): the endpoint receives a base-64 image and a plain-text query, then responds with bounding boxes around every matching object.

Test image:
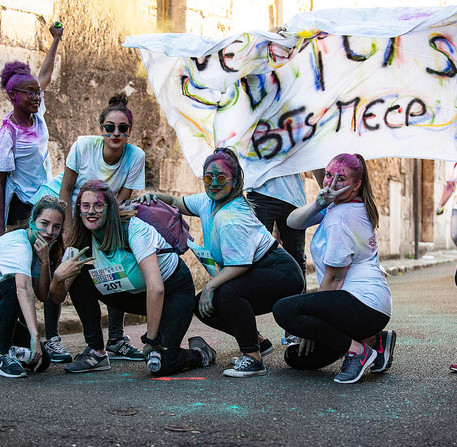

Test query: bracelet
[54,271,66,282]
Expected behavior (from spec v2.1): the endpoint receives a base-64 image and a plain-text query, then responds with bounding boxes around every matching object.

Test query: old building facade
[0,0,453,288]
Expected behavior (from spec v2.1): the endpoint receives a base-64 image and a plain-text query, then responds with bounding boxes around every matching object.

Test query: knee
[273,297,293,328]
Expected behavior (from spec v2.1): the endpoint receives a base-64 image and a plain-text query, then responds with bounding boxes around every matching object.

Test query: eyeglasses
[79,202,106,213]
[39,195,67,210]
[101,123,131,134]
[202,173,232,186]
[13,88,45,99]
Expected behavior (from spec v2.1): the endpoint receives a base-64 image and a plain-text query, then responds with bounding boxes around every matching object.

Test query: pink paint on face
[80,191,108,232]
[324,159,362,205]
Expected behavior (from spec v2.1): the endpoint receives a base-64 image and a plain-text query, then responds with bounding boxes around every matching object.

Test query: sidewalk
[36,248,457,335]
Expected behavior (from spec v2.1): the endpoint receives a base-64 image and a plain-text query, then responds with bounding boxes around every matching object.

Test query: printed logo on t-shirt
[368,234,378,253]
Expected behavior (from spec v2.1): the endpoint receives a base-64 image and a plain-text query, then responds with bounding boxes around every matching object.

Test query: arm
[437,182,455,214]
[116,187,133,204]
[38,24,64,91]
[287,200,325,230]
[0,172,6,235]
[59,167,78,238]
[31,234,51,302]
[50,247,95,303]
[135,192,191,216]
[139,254,164,340]
[198,266,249,317]
[319,264,349,292]
[15,273,42,363]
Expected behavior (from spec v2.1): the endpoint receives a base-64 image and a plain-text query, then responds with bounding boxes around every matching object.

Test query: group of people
[0,22,398,384]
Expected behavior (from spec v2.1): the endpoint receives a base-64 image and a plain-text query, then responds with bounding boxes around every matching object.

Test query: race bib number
[89,264,135,295]
[188,239,217,277]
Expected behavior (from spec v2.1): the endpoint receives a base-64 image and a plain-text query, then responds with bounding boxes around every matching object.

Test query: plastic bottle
[8,346,33,364]
[146,350,161,372]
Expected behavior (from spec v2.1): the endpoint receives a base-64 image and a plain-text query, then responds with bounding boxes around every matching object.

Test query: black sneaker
[65,347,111,373]
[334,344,377,384]
[371,330,397,373]
[188,336,216,366]
[0,354,27,378]
[106,336,144,361]
[223,355,266,378]
[44,336,73,363]
[231,337,274,365]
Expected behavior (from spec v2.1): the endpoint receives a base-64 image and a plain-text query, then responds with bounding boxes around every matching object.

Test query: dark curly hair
[1,61,35,90]
[99,92,133,127]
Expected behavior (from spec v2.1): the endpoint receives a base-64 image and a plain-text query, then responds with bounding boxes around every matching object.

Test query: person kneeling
[49,180,214,375]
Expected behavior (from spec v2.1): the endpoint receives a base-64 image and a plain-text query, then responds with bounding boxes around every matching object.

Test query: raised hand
[316,173,350,209]
[54,247,96,281]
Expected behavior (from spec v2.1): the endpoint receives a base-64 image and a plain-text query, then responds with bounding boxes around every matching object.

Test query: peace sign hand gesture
[54,247,96,281]
[315,173,350,209]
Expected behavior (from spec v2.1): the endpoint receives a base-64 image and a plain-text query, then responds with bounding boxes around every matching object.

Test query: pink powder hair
[1,61,37,92]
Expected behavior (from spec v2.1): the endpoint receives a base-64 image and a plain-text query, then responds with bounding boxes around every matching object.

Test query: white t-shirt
[249,174,307,208]
[0,229,40,282]
[310,202,392,317]
[184,193,276,267]
[0,101,51,208]
[92,217,178,293]
[66,136,145,208]
[445,162,457,208]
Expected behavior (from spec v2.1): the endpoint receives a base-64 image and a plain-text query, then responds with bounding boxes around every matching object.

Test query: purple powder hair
[1,61,37,92]
[330,153,363,180]
[203,147,241,181]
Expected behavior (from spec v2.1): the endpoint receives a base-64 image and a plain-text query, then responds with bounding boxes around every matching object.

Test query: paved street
[2,262,457,447]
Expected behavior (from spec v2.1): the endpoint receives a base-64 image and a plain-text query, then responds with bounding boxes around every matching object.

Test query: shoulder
[73,135,103,150]
[128,216,157,237]
[184,192,212,215]
[214,197,249,224]
[1,229,31,249]
[124,143,145,159]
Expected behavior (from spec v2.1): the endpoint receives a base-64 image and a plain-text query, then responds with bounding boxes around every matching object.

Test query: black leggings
[273,290,389,370]
[195,247,305,353]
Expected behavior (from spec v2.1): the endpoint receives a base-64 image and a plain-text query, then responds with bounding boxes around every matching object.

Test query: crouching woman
[50,180,214,375]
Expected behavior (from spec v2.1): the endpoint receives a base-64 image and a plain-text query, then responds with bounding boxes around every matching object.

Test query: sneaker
[64,347,111,373]
[0,354,27,378]
[44,336,73,363]
[188,336,216,366]
[334,344,377,384]
[371,330,397,373]
[106,336,144,361]
[230,337,274,365]
[223,355,266,378]
[450,363,457,372]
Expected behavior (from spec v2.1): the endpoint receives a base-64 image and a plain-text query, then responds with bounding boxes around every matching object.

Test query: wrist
[141,331,163,348]
[54,271,66,282]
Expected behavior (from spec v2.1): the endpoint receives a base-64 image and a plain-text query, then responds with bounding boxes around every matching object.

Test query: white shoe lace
[234,355,255,370]
[46,338,67,354]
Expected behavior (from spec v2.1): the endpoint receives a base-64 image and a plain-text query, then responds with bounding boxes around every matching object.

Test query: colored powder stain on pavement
[150,377,207,381]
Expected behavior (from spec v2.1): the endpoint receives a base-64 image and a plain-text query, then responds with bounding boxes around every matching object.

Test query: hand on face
[316,173,350,209]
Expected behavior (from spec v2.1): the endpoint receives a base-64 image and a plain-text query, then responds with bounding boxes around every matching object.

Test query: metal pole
[413,159,419,259]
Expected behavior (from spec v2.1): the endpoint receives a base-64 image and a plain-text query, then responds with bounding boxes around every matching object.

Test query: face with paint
[101,111,131,153]
[29,208,63,246]
[324,159,362,205]
[8,78,42,117]
[79,191,108,232]
[203,160,234,202]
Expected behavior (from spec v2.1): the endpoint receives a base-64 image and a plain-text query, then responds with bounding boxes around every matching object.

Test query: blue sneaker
[0,354,27,378]
[334,344,377,384]
[106,336,144,361]
[44,336,73,363]
[224,355,266,378]
[65,347,111,373]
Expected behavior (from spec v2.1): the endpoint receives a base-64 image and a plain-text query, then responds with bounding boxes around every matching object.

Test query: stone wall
[0,0,451,290]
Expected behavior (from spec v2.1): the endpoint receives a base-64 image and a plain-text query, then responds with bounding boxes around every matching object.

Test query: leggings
[69,259,202,376]
[273,290,389,370]
[195,247,305,353]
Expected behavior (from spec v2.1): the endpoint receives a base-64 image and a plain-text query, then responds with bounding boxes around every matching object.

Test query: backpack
[121,199,193,255]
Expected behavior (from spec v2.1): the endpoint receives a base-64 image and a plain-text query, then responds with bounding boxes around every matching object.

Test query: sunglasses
[202,173,232,186]
[101,123,131,134]
[13,88,45,99]
[39,195,67,209]
[79,202,106,213]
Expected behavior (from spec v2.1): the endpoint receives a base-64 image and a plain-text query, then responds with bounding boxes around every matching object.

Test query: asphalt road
[1,263,457,447]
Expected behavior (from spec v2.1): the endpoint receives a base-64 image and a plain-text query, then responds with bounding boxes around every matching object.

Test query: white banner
[124,7,457,188]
